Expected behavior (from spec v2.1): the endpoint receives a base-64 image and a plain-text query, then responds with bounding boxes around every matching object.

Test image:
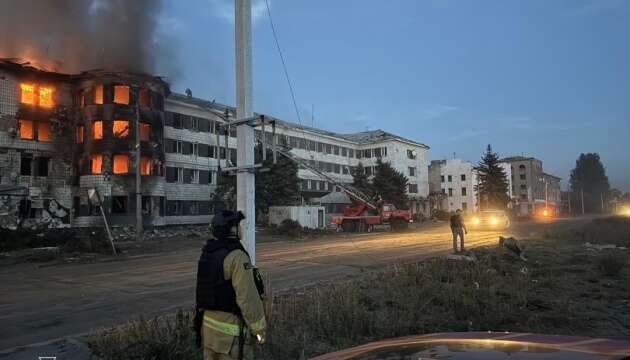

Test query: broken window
[183,168,195,184]
[79,91,85,107]
[35,157,49,176]
[172,113,182,129]
[20,83,36,105]
[76,125,85,144]
[198,144,210,157]
[39,86,54,108]
[165,139,177,153]
[165,167,179,183]
[91,154,103,174]
[182,142,193,155]
[111,196,128,214]
[198,118,210,132]
[407,149,416,160]
[113,85,130,105]
[461,174,466,181]
[94,84,104,104]
[93,120,103,140]
[140,156,152,175]
[462,187,467,196]
[229,126,237,137]
[139,88,151,107]
[166,200,181,216]
[113,120,129,138]
[37,122,50,141]
[374,148,381,158]
[199,170,211,184]
[20,153,32,175]
[139,123,151,141]
[112,154,129,174]
[19,120,34,140]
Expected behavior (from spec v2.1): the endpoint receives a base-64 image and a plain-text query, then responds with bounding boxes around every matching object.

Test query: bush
[88,310,201,360]
[597,252,626,277]
[275,219,303,238]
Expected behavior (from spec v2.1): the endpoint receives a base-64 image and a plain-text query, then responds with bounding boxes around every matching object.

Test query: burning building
[0,59,169,228]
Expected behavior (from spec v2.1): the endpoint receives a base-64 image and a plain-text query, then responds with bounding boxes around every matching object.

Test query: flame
[113,154,129,174]
[37,122,50,141]
[93,120,103,139]
[113,120,129,138]
[39,86,54,108]
[94,84,104,105]
[114,85,130,105]
[91,154,103,174]
[20,83,36,105]
[19,119,34,139]
[140,156,151,175]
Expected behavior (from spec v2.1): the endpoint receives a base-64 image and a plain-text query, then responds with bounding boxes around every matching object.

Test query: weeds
[597,252,626,276]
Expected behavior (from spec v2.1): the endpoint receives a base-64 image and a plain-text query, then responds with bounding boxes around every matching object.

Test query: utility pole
[581,188,585,215]
[135,87,142,241]
[235,0,256,264]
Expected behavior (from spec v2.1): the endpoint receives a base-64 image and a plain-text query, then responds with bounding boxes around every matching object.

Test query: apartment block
[501,156,561,216]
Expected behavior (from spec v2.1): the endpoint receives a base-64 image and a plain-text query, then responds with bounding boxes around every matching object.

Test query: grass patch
[89,217,630,359]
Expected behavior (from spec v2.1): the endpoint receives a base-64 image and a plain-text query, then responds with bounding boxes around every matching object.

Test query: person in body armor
[195,210,266,360]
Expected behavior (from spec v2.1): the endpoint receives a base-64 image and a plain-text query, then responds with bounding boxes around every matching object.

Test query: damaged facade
[0,59,431,229]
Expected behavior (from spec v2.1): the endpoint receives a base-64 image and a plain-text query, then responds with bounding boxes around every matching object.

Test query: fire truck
[278,149,413,232]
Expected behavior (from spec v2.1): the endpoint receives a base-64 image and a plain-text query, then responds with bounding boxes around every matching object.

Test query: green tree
[475,145,510,209]
[350,162,372,196]
[214,146,299,217]
[569,153,610,213]
[371,159,410,209]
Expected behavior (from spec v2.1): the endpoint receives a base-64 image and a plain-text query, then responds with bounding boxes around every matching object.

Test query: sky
[155,0,630,191]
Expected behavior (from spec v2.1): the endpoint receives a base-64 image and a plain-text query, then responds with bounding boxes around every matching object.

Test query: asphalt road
[0,216,593,353]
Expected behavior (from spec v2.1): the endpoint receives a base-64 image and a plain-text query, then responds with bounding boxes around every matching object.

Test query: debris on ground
[446,253,477,262]
[584,242,627,251]
[499,236,527,261]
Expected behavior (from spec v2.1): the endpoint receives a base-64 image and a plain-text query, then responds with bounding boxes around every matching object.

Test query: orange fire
[113,154,129,174]
[37,122,50,141]
[19,119,34,140]
[113,120,129,138]
[91,154,103,174]
[20,83,36,105]
[94,84,104,105]
[76,125,85,144]
[93,120,103,139]
[39,87,54,108]
[114,85,130,105]
[140,156,152,175]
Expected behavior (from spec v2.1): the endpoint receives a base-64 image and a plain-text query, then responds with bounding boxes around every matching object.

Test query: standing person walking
[450,209,467,253]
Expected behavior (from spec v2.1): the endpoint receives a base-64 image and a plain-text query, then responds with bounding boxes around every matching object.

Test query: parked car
[467,210,511,230]
[310,332,630,359]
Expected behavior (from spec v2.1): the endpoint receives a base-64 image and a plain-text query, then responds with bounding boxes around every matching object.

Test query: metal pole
[581,188,585,215]
[235,0,256,264]
[99,205,117,255]
[135,88,143,241]
[545,179,548,212]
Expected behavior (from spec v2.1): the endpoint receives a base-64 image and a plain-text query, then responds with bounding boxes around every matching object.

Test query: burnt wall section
[72,73,169,227]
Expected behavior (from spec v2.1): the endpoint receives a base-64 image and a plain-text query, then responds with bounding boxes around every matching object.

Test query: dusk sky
[155,0,630,191]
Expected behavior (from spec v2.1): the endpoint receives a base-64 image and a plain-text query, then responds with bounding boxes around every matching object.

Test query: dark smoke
[0,0,170,74]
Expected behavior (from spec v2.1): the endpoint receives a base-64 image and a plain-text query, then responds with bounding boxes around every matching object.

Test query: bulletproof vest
[195,238,246,315]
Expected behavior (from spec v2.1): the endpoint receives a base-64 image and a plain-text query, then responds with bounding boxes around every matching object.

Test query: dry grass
[89,217,630,360]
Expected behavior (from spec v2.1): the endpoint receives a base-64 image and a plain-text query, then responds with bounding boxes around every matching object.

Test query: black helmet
[211,210,245,240]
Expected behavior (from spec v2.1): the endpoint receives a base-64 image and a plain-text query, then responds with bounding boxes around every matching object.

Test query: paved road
[0,217,591,352]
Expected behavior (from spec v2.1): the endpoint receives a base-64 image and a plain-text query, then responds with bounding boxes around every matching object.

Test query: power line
[264,0,303,127]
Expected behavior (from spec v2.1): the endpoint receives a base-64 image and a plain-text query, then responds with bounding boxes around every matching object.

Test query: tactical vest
[195,239,246,316]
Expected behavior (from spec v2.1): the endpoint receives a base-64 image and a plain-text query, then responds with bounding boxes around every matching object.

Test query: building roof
[500,156,538,162]
[543,172,562,180]
[167,92,429,148]
[316,191,352,204]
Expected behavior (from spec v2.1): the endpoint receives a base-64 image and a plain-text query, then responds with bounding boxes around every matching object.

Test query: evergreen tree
[371,159,410,209]
[475,145,510,209]
[350,162,372,196]
[569,153,610,213]
[214,146,299,216]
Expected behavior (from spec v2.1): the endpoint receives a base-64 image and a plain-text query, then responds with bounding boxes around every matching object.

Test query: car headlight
[472,218,480,225]
[490,217,498,225]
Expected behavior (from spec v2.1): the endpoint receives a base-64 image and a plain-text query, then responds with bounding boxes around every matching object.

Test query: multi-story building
[0,60,431,228]
[428,159,514,214]
[428,159,478,213]
[501,156,561,216]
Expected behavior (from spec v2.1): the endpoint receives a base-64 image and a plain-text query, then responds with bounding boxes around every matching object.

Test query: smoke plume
[0,0,169,74]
